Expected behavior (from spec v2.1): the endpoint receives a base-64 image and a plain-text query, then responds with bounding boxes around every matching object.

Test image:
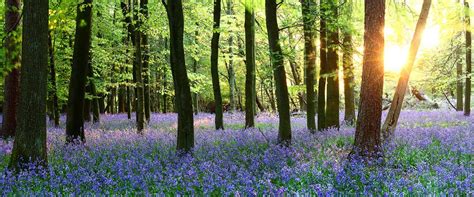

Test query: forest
[0,0,472,195]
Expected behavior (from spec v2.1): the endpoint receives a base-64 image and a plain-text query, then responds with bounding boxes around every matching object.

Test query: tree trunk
[245,0,256,128]
[163,0,195,153]
[287,30,305,111]
[141,0,151,122]
[227,0,236,112]
[211,0,224,130]
[381,0,431,140]
[66,0,94,144]
[326,1,340,129]
[318,0,328,131]
[134,0,146,133]
[342,0,356,125]
[1,0,21,138]
[352,0,386,158]
[193,55,199,115]
[266,0,292,146]
[9,0,49,170]
[48,31,61,127]
[465,2,471,116]
[301,0,317,132]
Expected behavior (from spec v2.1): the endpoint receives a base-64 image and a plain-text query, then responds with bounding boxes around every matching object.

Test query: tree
[381,0,432,140]
[456,0,464,111]
[48,30,60,127]
[326,0,340,129]
[1,0,21,138]
[245,0,256,128]
[318,0,328,131]
[9,0,49,170]
[465,2,471,116]
[342,0,356,125]
[301,0,317,132]
[66,0,94,143]
[163,0,195,153]
[265,0,291,145]
[352,0,385,158]
[141,0,151,122]
[134,0,146,133]
[211,0,224,130]
[227,0,236,112]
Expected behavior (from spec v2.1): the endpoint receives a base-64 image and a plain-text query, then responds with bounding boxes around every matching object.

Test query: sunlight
[384,25,441,72]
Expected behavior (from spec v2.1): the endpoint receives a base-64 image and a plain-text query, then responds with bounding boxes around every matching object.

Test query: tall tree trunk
[352,0,385,158]
[266,0,292,146]
[163,0,195,153]
[1,0,21,138]
[193,56,199,115]
[245,0,256,128]
[211,0,224,130]
[134,0,146,133]
[342,0,356,125]
[465,2,471,116]
[227,0,236,112]
[301,0,317,132]
[381,0,431,140]
[9,0,49,170]
[66,0,94,143]
[326,1,340,129]
[48,30,60,127]
[141,0,151,122]
[457,0,464,111]
[318,0,328,131]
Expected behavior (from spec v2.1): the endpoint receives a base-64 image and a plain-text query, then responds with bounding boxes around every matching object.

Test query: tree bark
[211,0,224,130]
[48,31,61,127]
[381,0,432,140]
[141,0,151,122]
[9,0,49,170]
[266,0,292,146]
[163,0,195,153]
[326,1,340,129]
[227,0,236,112]
[352,0,385,158]
[66,0,94,144]
[1,0,21,138]
[301,0,317,132]
[245,0,256,128]
[465,2,471,116]
[134,0,146,133]
[342,0,356,125]
[318,0,328,131]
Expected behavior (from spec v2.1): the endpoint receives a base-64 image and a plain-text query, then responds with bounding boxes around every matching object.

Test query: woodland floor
[0,110,472,195]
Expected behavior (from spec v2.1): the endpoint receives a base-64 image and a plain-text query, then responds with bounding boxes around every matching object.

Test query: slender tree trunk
[9,0,49,170]
[381,0,431,140]
[141,0,151,122]
[193,56,199,115]
[351,0,385,158]
[48,31,60,127]
[163,0,195,153]
[134,0,146,132]
[318,0,328,131]
[326,1,340,129]
[456,55,464,111]
[1,0,21,138]
[342,0,356,125]
[465,2,471,116]
[266,0,292,146]
[301,0,317,132]
[227,0,236,112]
[210,0,224,130]
[66,0,94,143]
[245,0,256,128]
[287,30,305,111]
[87,62,100,123]
[84,81,92,122]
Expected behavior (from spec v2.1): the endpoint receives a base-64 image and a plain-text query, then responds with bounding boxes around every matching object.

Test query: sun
[383,25,441,73]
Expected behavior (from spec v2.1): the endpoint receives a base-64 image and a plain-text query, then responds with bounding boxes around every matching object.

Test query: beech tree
[326,1,340,129]
[1,0,21,138]
[265,0,292,145]
[301,0,317,132]
[66,0,94,143]
[245,0,256,128]
[9,0,49,170]
[211,0,224,130]
[465,2,471,117]
[352,0,385,158]
[162,0,195,153]
[318,0,328,131]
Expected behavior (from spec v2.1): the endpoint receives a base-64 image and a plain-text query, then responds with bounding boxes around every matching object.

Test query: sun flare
[384,26,441,73]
